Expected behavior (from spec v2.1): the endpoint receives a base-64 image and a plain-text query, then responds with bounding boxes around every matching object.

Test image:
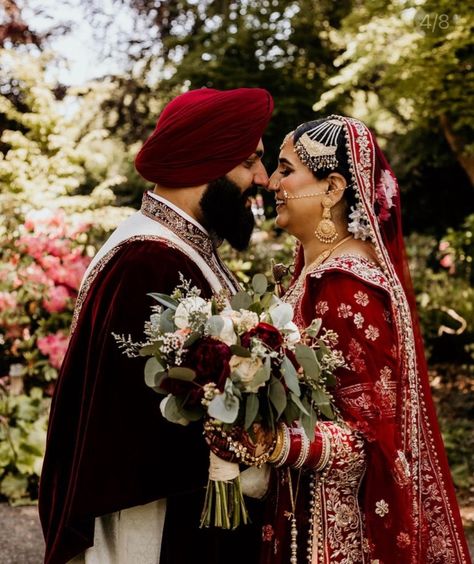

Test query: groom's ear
[327,172,347,204]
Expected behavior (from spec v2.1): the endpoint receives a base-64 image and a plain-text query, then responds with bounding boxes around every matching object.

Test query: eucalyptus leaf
[312,387,335,420]
[207,392,240,424]
[229,345,251,358]
[325,373,337,387]
[295,344,320,380]
[281,356,301,396]
[244,394,259,429]
[251,365,271,389]
[163,396,189,425]
[168,367,196,381]
[148,293,179,310]
[139,344,159,357]
[290,392,310,416]
[144,357,165,387]
[230,291,252,311]
[183,332,201,348]
[159,309,176,333]
[252,273,268,294]
[305,318,322,338]
[300,403,317,441]
[283,400,300,425]
[176,398,205,422]
[268,376,287,419]
[260,292,274,309]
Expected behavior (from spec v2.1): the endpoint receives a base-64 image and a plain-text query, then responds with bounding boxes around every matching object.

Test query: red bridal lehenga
[260,117,471,564]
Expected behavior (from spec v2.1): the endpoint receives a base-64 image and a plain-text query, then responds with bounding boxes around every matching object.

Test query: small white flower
[174,296,211,329]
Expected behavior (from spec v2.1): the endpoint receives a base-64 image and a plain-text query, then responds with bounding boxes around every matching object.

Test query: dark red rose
[241,322,283,351]
[160,336,232,404]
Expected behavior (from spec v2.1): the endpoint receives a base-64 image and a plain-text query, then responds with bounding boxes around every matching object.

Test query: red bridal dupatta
[263,117,470,564]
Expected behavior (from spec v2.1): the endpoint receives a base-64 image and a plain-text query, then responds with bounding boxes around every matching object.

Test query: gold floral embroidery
[374,366,396,414]
[347,338,367,372]
[354,291,369,306]
[396,531,411,548]
[315,300,329,315]
[364,325,380,341]
[337,303,353,318]
[310,425,367,563]
[353,312,365,329]
[285,252,470,562]
[375,499,389,517]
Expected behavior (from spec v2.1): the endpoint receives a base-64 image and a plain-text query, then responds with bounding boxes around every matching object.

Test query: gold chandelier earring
[315,194,338,244]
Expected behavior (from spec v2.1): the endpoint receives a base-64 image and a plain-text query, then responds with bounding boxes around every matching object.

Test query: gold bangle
[268,423,285,463]
[275,424,291,467]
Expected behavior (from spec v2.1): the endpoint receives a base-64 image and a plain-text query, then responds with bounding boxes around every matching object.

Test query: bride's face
[268,138,327,238]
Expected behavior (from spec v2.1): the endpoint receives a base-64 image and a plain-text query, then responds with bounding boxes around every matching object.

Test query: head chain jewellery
[290,118,374,240]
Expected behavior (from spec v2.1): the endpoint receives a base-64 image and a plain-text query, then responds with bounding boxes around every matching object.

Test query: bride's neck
[301,227,351,268]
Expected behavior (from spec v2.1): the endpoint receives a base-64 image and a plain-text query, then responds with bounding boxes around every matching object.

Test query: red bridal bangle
[286,427,303,467]
[304,430,323,468]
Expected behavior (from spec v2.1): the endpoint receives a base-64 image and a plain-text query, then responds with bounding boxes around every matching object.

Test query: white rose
[283,321,301,345]
[174,296,211,329]
[216,316,238,346]
[269,302,294,329]
[230,355,264,392]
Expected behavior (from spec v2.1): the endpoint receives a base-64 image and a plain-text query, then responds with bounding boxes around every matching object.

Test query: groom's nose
[253,161,269,188]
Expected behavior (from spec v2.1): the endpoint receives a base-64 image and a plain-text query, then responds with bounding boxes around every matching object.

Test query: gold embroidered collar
[140,191,217,260]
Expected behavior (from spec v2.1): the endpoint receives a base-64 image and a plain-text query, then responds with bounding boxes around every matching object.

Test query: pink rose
[43,285,71,313]
[37,332,70,369]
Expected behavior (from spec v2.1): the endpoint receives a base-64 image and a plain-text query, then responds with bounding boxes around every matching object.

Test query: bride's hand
[204,422,275,465]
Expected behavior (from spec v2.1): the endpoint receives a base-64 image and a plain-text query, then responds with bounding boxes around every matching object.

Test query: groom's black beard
[199,176,258,251]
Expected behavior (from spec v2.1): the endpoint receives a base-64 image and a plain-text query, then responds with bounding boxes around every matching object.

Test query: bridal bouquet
[113,273,344,529]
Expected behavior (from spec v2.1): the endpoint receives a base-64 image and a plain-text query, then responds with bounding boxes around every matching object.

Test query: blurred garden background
[0,0,473,558]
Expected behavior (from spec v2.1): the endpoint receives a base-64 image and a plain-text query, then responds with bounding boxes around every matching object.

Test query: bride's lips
[275,198,286,209]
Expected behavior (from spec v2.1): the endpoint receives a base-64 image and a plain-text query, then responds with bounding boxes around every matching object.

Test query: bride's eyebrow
[279,157,295,168]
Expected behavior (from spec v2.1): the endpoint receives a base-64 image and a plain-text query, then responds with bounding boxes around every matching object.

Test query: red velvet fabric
[135,88,274,187]
[261,115,471,564]
[39,239,263,564]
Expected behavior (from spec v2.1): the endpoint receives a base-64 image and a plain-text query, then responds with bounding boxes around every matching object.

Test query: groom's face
[199,140,268,251]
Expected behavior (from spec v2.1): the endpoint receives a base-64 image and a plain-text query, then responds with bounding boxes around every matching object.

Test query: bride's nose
[266,171,280,192]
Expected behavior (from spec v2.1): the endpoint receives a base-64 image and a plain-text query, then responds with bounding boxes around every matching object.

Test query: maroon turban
[134,88,274,187]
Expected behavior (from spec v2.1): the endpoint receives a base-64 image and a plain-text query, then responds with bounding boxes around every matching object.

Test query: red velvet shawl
[39,240,263,564]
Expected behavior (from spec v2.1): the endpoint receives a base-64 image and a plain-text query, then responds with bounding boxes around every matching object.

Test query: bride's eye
[279,168,291,177]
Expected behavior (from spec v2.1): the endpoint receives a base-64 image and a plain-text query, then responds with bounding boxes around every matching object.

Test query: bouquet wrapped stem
[200,452,249,529]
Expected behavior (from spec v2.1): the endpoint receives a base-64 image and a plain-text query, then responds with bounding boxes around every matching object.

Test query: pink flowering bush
[0,208,92,502]
[0,208,91,384]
